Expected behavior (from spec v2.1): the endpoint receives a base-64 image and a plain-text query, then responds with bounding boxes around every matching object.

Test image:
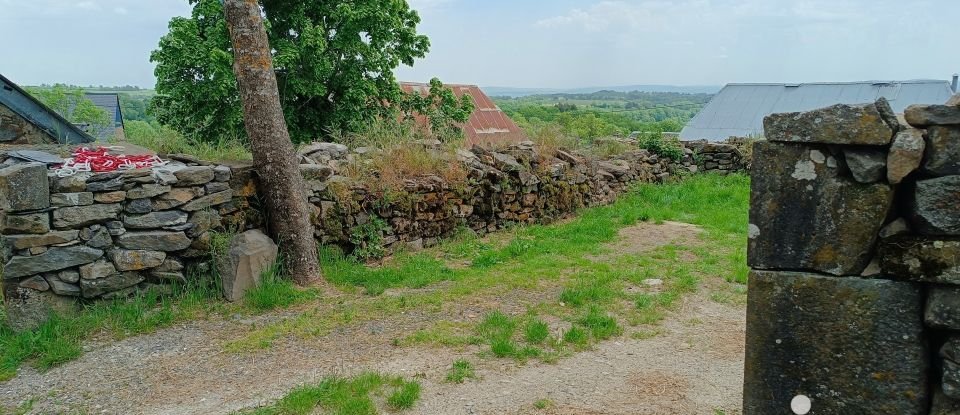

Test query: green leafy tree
[28,85,112,136]
[151,0,471,144]
[399,78,474,141]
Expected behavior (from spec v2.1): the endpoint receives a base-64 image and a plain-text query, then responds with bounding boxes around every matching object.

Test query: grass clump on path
[445,359,477,384]
[243,372,421,415]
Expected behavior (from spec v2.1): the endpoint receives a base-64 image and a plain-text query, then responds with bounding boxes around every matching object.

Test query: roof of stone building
[680,80,955,141]
[400,82,526,147]
[83,93,125,141]
[0,73,95,144]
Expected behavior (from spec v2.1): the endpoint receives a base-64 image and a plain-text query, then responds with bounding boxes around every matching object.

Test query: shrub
[125,120,252,161]
[637,130,685,162]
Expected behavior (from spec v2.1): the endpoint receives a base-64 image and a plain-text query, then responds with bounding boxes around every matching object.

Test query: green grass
[577,306,622,340]
[524,319,550,344]
[445,359,476,384]
[534,398,553,410]
[242,372,421,415]
[243,262,320,312]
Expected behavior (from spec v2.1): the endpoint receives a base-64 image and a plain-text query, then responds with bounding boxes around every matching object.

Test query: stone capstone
[52,203,122,229]
[911,175,960,235]
[0,163,49,211]
[115,231,192,251]
[880,237,960,285]
[123,210,188,229]
[50,192,94,207]
[80,272,144,298]
[108,249,166,271]
[85,177,123,192]
[905,104,960,127]
[843,148,887,184]
[743,270,927,414]
[3,245,104,279]
[924,126,960,176]
[763,100,896,145]
[220,229,278,302]
[173,166,215,186]
[926,286,960,330]
[748,142,893,275]
[887,128,926,184]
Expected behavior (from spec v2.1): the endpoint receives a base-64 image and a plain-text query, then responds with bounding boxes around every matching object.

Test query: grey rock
[3,245,104,279]
[86,172,123,183]
[942,338,960,400]
[173,166,215,186]
[52,173,91,193]
[19,276,50,292]
[50,192,94,207]
[154,257,184,273]
[151,168,178,185]
[843,148,887,183]
[213,165,232,182]
[80,272,144,298]
[300,142,348,160]
[116,231,192,251]
[924,126,960,176]
[204,182,229,194]
[187,210,221,238]
[124,198,153,214]
[181,190,233,212]
[744,270,927,415]
[93,191,126,203]
[163,223,195,232]
[748,142,893,275]
[52,204,122,229]
[2,212,50,235]
[85,177,124,192]
[2,230,78,249]
[931,384,960,415]
[126,184,171,199]
[108,249,166,271]
[149,271,187,284]
[46,274,80,296]
[911,175,960,235]
[0,163,49,211]
[105,220,125,236]
[764,100,896,145]
[299,164,333,181]
[123,210,188,229]
[880,237,960,285]
[905,104,960,127]
[887,128,926,184]
[58,269,80,283]
[878,218,910,239]
[927,286,960,330]
[2,287,77,331]
[220,229,278,302]
[79,260,117,280]
[491,153,523,172]
[85,227,113,249]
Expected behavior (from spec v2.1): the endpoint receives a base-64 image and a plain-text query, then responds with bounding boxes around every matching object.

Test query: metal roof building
[400,82,526,147]
[0,73,94,144]
[680,80,955,141]
[84,93,125,141]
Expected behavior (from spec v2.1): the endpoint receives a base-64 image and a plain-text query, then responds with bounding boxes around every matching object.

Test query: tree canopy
[27,85,112,137]
[151,0,472,144]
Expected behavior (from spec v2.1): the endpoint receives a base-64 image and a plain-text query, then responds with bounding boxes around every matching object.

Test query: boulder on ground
[220,229,278,302]
[744,270,927,414]
[763,100,896,145]
[2,285,78,331]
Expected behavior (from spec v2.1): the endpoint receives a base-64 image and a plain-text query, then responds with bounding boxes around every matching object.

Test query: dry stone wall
[744,98,960,414]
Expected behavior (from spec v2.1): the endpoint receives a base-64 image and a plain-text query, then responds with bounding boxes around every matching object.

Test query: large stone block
[744,270,927,414]
[0,163,49,211]
[911,175,960,235]
[926,286,960,330]
[887,128,926,184]
[924,127,960,176]
[905,104,960,127]
[108,249,166,271]
[880,237,960,285]
[50,192,94,207]
[80,272,144,298]
[2,230,79,250]
[748,142,893,275]
[173,166,215,186]
[220,229,278,302]
[3,245,104,279]
[52,204,122,229]
[2,285,77,331]
[1,212,50,235]
[115,231,191,251]
[763,101,896,145]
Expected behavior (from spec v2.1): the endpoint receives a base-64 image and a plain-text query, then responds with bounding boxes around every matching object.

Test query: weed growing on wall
[349,217,390,261]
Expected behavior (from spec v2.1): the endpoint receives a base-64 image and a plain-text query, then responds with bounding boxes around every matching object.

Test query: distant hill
[483,85,722,98]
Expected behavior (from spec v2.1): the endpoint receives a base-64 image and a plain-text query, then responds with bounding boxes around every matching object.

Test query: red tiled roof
[400,82,526,147]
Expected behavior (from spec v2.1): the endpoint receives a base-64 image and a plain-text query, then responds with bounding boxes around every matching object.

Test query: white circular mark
[748,224,761,239]
[791,395,812,414]
[775,339,782,344]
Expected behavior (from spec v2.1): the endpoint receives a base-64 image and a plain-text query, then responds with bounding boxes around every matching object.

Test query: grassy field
[1,174,749,401]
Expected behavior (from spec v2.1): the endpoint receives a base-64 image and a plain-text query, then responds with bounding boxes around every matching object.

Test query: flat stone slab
[748,142,893,275]
[880,237,960,285]
[764,100,896,145]
[3,245,104,279]
[744,270,928,415]
[905,104,960,127]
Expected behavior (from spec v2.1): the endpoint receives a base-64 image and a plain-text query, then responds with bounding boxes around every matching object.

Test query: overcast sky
[1,0,959,89]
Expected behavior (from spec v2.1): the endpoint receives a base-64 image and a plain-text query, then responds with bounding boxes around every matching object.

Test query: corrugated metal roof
[680,80,955,141]
[400,82,526,147]
[0,73,95,144]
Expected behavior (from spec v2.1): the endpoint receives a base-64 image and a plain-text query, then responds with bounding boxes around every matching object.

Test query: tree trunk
[223,0,320,285]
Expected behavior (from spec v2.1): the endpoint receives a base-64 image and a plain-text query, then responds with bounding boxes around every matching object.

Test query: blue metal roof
[0,73,95,144]
[680,80,955,141]
[84,92,125,141]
